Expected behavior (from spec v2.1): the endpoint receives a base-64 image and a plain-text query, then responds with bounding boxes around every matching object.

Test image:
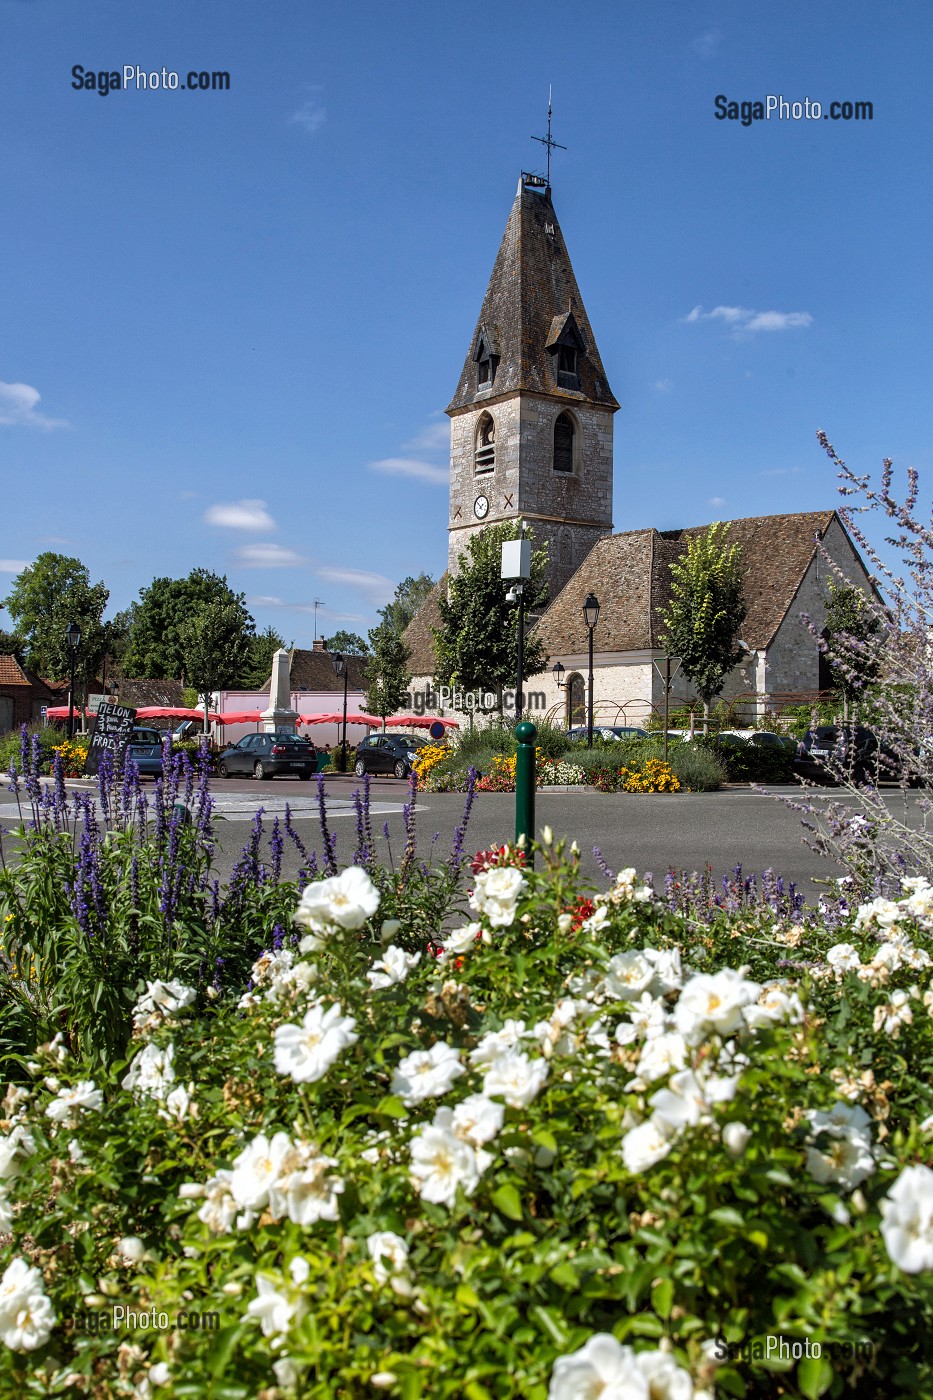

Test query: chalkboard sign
[83,703,138,776]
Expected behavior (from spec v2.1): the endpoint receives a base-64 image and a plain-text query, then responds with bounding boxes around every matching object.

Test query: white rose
[621,1119,673,1175]
[45,1080,104,1124]
[673,968,762,1044]
[391,1042,465,1104]
[722,1121,751,1157]
[880,1164,933,1273]
[0,1257,55,1351]
[273,1003,358,1084]
[367,944,422,989]
[294,866,380,935]
[451,1094,504,1146]
[366,1231,410,1285]
[246,1275,296,1339]
[409,1122,483,1207]
[483,1051,549,1109]
[604,951,655,1000]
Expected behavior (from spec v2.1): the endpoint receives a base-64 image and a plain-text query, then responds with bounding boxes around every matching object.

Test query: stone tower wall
[447,392,614,597]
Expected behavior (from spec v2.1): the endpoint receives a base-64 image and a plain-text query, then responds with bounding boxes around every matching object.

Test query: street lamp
[651,653,682,767]
[331,652,349,772]
[582,593,600,747]
[66,621,81,740]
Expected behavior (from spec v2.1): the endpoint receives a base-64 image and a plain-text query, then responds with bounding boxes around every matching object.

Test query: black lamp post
[66,621,81,740]
[582,593,600,747]
[552,661,566,727]
[331,652,349,772]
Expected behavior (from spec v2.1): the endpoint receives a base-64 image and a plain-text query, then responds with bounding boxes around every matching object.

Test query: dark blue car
[125,727,166,779]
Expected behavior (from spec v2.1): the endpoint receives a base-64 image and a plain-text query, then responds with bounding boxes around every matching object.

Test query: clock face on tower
[473,495,489,519]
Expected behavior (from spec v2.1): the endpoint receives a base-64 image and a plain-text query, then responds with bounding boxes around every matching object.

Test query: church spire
[446,176,619,414]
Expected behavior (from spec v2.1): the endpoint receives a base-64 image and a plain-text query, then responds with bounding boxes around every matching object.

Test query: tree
[364,621,411,727]
[822,581,882,720]
[123,569,254,681]
[238,625,288,688]
[658,523,748,729]
[379,574,436,637]
[1,553,109,683]
[326,629,370,658]
[178,604,252,732]
[433,524,548,705]
[0,630,27,663]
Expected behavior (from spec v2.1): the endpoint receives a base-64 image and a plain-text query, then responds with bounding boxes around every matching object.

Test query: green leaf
[651,1277,673,1319]
[491,1183,523,1221]
[375,1095,409,1119]
[798,1353,834,1398]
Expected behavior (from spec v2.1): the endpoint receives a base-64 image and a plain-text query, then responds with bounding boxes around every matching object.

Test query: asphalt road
[4,771,927,904]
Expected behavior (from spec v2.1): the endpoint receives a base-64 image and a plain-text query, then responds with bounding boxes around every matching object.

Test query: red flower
[471,845,527,875]
[568,897,596,932]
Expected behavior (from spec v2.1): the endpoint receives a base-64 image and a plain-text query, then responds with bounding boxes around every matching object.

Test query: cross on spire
[531,87,567,185]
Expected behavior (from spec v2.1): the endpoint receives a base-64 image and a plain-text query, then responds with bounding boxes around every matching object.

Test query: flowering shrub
[49,738,89,779]
[537,757,586,787]
[592,758,682,793]
[475,752,518,791]
[412,741,451,782]
[2,835,933,1395]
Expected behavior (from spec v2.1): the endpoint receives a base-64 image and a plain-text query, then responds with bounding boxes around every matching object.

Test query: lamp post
[66,621,81,740]
[552,660,566,729]
[505,583,526,719]
[582,593,600,747]
[501,528,532,723]
[331,652,349,772]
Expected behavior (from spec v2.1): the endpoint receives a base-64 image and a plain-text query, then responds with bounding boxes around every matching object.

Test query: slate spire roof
[447,177,619,413]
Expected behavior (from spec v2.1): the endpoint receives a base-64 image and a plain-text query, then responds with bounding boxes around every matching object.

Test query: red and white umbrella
[136,707,223,722]
[215,710,264,724]
[299,712,380,726]
[44,705,93,720]
[383,715,460,730]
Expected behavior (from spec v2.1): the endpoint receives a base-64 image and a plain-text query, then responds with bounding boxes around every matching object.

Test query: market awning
[298,713,380,726]
[383,715,460,729]
[135,707,223,722]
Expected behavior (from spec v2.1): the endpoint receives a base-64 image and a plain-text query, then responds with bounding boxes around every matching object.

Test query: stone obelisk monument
[260,648,299,734]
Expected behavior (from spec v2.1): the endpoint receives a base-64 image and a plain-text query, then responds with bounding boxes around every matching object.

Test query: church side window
[554,412,575,473]
[477,355,497,388]
[474,414,495,473]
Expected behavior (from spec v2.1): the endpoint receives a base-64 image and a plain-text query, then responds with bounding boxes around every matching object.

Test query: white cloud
[247,595,285,607]
[683,305,812,333]
[654,379,673,393]
[759,466,803,477]
[403,418,450,452]
[315,565,395,606]
[744,310,813,332]
[0,559,27,572]
[369,456,449,486]
[290,88,326,134]
[707,497,727,508]
[233,543,306,568]
[205,499,277,531]
[0,382,68,429]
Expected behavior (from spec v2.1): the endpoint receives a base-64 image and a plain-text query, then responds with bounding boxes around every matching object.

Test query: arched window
[474,414,495,473]
[566,673,586,728]
[554,412,575,473]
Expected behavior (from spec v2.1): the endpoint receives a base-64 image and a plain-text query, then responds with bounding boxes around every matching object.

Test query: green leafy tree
[1,553,109,686]
[379,573,436,637]
[238,625,288,688]
[364,621,411,727]
[822,581,882,720]
[178,603,252,732]
[326,629,370,658]
[433,524,548,707]
[123,569,254,680]
[658,522,748,729]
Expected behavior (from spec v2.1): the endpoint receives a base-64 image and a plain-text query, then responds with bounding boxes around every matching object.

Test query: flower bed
[593,757,682,793]
[1,789,933,1395]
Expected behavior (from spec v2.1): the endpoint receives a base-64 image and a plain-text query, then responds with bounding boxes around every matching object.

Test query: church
[402,171,875,730]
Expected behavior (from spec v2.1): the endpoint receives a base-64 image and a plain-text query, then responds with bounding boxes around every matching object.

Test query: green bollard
[515,720,537,866]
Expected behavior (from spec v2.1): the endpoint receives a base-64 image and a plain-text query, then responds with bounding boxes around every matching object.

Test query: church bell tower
[446,173,618,598]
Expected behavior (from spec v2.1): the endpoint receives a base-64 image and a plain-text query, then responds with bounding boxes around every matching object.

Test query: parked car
[794,725,896,785]
[566,725,648,742]
[215,731,317,780]
[125,727,166,779]
[354,733,427,778]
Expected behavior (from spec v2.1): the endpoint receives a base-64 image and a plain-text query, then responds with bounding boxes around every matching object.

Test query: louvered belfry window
[554,412,574,473]
[475,414,495,473]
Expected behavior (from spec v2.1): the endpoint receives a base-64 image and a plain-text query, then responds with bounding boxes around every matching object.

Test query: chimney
[312,638,328,652]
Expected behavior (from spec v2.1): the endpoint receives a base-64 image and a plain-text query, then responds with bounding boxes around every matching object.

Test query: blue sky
[2,0,931,642]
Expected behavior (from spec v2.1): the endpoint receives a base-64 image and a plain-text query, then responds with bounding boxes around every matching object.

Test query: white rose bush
[1,753,933,1396]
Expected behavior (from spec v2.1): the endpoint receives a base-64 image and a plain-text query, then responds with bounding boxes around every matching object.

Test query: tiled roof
[0,654,30,686]
[401,574,447,677]
[284,649,368,692]
[116,677,187,707]
[533,510,838,656]
[447,180,619,414]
